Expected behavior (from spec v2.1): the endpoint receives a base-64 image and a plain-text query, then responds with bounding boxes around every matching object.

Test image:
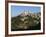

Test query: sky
[11,6,41,17]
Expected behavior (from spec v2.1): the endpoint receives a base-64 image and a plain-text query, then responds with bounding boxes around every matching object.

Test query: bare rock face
[20,12,30,16]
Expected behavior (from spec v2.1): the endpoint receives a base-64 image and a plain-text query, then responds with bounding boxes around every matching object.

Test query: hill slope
[11,12,41,31]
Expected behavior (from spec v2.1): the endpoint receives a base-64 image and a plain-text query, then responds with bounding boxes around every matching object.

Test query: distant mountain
[11,11,41,31]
